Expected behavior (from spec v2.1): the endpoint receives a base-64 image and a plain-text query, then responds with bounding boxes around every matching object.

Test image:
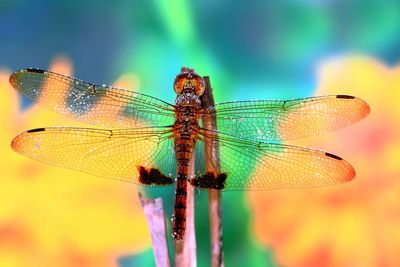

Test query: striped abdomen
[172,134,196,240]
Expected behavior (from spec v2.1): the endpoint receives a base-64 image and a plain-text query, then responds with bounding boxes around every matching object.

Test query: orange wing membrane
[9,69,176,128]
[11,126,176,185]
[10,67,370,240]
[210,95,370,141]
[194,131,355,191]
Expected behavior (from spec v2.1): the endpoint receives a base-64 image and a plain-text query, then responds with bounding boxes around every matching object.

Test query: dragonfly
[9,67,370,239]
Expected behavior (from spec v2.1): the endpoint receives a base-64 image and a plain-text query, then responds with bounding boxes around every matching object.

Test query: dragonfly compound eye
[174,67,205,96]
[194,76,205,96]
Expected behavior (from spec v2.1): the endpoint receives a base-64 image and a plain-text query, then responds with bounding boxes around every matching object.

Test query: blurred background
[1,1,400,266]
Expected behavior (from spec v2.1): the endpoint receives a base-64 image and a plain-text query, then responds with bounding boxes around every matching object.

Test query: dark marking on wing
[336,95,355,99]
[26,128,46,133]
[190,172,227,190]
[325,152,342,160]
[137,166,174,185]
[26,68,45,74]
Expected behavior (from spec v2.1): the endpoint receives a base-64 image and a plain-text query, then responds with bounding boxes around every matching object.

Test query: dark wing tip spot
[325,152,342,160]
[27,128,46,133]
[336,95,355,99]
[25,68,46,74]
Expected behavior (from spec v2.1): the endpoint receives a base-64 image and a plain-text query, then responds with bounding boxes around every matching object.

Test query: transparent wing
[11,126,177,185]
[194,130,355,191]
[205,95,369,141]
[9,69,176,128]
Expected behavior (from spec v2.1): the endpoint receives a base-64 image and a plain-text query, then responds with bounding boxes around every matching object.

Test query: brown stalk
[138,192,171,267]
[201,76,224,267]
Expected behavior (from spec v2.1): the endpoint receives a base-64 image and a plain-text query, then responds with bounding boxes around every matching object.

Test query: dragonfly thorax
[174,92,202,134]
[175,92,201,107]
[174,93,202,126]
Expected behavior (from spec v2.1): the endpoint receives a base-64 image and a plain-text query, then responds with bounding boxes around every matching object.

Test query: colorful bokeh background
[1,1,400,266]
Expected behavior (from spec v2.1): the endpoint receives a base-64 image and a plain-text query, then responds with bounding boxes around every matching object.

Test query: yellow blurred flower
[249,56,400,267]
[0,57,150,267]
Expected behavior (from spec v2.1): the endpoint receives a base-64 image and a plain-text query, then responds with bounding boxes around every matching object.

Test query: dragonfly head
[174,67,205,96]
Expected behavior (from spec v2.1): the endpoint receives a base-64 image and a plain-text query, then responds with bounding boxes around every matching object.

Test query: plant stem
[138,192,171,267]
[201,76,224,267]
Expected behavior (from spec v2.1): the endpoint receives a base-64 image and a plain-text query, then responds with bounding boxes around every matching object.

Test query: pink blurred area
[0,58,150,267]
[249,56,400,267]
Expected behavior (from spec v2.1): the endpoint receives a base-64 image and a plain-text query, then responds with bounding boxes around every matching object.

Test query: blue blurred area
[2,0,400,100]
[2,1,400,266]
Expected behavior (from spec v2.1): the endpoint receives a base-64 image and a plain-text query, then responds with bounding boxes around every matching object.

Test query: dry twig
[202,76,224,267]
[139,192,171,267]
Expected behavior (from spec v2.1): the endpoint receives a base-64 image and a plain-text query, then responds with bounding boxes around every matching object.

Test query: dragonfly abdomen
[172,172,188,240]
[172,135,196,240]
[172,88,202,239]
